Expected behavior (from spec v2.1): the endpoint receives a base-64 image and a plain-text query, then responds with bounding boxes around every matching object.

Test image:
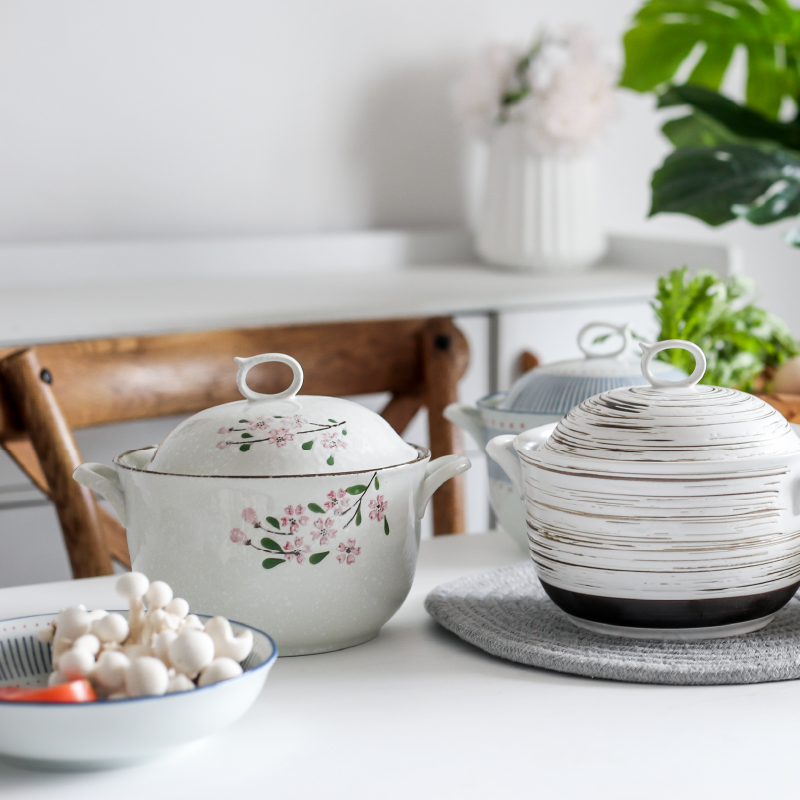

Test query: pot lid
[498,322,686,414]
[523,339,800,463]
[147,353,420,477]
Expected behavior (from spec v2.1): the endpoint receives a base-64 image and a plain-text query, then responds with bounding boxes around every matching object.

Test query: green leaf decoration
[266,516,281,530]
[356,508,362,526]
[274,415,283,419]
[239,419,249,423]
[301,440,314,450]
[327,455,334,466]
[309,551,329,565]
[260,537,284,552]
[346,485,368,495]
[384,517,390,535]
[651,143,800,226]
[342,429,347,435]
[241,432,253,439]
[308,503,325,513]
[661,112,742,149]
[649,266,799,390]
[658,85,800,151]
[262,558,285,569]
[621,0,800,119]
[328,419,337,423]
[239,444,251,452]
[375,476,380,490]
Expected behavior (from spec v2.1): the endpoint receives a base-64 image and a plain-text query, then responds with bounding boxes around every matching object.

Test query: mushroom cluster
[37,573,253,700]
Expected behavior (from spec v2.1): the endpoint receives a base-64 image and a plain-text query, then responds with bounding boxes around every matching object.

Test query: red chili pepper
[0,679,97,703]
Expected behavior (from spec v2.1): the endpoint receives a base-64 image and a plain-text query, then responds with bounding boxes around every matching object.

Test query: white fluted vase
[475,124,606,271]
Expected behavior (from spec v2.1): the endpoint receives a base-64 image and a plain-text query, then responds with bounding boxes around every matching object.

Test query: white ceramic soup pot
[487,340,800,641]
[445,322,685,550]
[75,353,469,656]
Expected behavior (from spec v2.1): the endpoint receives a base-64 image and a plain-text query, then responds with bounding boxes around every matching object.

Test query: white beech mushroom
[94,650,131,694]
[204,616,253,662]
[166,673,195,693]
[58,648,96,681]
[125,656,169,697]
[52,606,92,664]
[198,658,243,687]
[56,606,92,641]
[92,612,129,647]
[142,581,174,644]
[165,597,189,620]
[72,633,101,656]
[167,629,215,679]
[36,625,55,644]
[40,575,253,700]
[180,614,204,632]
[123,643,150,660]
[116,572,149,644]
[153,630,178,666]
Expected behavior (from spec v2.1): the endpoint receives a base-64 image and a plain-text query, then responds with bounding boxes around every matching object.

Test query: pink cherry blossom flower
[266,428,294,447]
[216,441,230,450]
[217,427,228,435]
[285,414,306,429]
[369,495,388,522]
[312,517,337,544]
[229,528,248,544]
[321,432,346,450]
[325,488,350,515]
[337,538,361,565]
[241,508,259,526]
[284,537,311,564]
[247,417,270,431]
[281,505,308,533]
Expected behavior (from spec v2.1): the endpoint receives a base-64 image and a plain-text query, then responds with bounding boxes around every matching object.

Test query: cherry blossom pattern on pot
[229,471,390,571]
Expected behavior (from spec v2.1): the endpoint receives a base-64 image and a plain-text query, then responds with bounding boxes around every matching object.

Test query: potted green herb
[649,267,798,391]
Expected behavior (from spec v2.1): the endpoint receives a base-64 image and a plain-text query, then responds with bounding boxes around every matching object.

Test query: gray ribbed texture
[424,562,800,685]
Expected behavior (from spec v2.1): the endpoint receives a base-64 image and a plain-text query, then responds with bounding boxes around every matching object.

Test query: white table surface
[1,531,797,800]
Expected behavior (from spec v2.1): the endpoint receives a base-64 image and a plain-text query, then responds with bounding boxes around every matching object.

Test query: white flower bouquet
[453,28,618,157]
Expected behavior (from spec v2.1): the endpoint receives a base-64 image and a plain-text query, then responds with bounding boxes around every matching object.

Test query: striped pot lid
[524,339,800,463]
[499,322,686,414]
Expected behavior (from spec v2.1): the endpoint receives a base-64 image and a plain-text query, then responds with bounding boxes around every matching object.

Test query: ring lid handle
[577,322,633,359]
[639,340,706,389]
[234,353,304,402]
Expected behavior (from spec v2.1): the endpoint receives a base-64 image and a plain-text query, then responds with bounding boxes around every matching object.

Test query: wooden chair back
[0,316,468,578]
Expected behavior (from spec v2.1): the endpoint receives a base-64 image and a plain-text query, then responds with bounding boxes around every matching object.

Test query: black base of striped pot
[540,579,800,640]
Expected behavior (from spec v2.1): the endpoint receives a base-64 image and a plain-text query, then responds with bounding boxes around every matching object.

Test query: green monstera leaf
[650,143,800,226]
[658,85,800,150]
[621,0,800,118]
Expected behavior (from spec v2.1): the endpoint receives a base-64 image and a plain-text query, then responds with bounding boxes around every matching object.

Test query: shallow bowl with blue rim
[0,612,277,770]
[445,322,686,550]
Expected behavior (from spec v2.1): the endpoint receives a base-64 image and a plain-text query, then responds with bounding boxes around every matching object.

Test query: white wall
[0,0,797,326]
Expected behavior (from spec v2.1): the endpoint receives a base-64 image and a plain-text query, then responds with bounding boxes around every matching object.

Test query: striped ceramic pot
[446,323,685,551]
[487,339,800,640]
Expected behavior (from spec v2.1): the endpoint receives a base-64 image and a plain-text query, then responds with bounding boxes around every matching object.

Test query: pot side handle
[486,423,556,498]
[485,435,523,496]
[73,463,127,527]
[443,403,484,449]
[416,454,471,519]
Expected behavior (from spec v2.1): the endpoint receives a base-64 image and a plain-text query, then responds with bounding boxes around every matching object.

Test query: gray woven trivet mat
[425,562,800,685]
